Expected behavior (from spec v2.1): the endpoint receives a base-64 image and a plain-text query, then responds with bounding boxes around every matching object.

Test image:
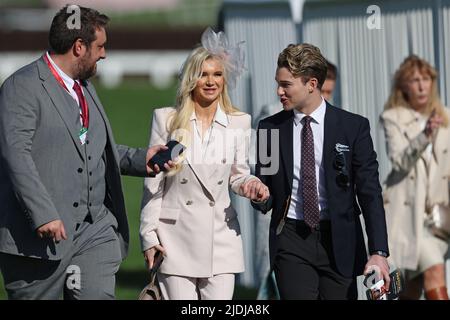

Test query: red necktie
[72,81,89,128]
[302,116,320,229]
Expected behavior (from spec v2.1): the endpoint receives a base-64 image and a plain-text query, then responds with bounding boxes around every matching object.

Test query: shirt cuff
[251,198,268,205]
[370,250,389,258]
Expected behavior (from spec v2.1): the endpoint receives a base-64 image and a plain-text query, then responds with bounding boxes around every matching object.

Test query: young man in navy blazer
[252,43,390,299]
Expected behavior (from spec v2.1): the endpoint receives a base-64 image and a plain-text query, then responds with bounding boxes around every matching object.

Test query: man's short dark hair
[49,5,109,54]
[326,60,337,80]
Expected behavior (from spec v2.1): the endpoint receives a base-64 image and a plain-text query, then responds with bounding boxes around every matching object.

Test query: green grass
[0,0,42,7]
[93,78,177,299]
[108,0,221,29]
[0,0,220,27]
[0,275,4,300]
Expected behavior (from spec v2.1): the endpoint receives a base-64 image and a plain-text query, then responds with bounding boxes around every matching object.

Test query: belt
[285,217,331,231]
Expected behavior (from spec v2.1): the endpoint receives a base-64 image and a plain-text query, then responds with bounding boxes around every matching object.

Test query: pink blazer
[140,107,259,277]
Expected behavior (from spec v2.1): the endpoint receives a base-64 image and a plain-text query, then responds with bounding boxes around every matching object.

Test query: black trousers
[274,218,356,300]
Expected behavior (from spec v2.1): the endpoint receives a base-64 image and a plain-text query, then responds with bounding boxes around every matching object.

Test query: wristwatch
[371,250,389,258]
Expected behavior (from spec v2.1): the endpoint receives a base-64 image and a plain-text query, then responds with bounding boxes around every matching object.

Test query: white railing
[0,50,190,88]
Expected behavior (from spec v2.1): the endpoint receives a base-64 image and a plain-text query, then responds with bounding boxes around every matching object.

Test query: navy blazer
[252,102,389,278]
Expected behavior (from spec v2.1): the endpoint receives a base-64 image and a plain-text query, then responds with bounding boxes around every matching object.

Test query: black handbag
[138,253,164,300]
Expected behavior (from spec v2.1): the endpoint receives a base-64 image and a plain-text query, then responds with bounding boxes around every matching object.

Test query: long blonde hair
[384,55,448,126]
[166,46,240,174]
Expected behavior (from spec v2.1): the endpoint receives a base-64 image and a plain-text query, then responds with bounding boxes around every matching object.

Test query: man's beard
[76,55,97,81]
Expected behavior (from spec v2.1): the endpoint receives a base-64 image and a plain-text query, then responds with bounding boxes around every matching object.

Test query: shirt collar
[190,104,229,127]
[46,51,76,89]
[293,98,326,126]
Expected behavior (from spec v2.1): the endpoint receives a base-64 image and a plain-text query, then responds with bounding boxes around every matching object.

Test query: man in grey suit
[0,5,171,299]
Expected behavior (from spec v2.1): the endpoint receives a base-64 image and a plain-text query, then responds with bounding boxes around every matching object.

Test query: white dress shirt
[46,52,84,124]
[287,98,329,220]
[190,104,228,162]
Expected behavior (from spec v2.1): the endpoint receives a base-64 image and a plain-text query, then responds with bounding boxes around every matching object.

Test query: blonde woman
[381,55,450,300]
[139,28,269,300]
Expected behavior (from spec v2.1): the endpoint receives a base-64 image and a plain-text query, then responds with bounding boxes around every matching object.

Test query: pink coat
[381,106,450,270]
[140,107,258,277]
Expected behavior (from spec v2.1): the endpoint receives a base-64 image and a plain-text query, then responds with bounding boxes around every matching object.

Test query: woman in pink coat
[139,28,269,300]
[381,55,450,300]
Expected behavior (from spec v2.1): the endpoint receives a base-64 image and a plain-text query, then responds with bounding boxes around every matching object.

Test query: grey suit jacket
[0,56,147,260]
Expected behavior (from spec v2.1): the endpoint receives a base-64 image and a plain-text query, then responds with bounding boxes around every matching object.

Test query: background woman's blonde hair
[165,46,240,174]
[384,54,448,126]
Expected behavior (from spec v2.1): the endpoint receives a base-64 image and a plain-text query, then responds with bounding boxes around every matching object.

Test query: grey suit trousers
[0,207,121,300]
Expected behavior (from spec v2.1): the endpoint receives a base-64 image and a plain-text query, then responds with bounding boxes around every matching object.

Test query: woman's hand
[240,179,270,202]
[144,244,166,270]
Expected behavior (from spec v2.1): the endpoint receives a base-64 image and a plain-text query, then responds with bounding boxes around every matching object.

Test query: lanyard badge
[44,54,89,145]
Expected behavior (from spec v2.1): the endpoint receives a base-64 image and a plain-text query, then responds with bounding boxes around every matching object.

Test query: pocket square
[335,143,349,153]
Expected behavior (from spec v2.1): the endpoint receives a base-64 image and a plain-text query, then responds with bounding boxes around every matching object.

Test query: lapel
[84,81,110,132]
[185,129,216,201]
[279,111,294,190]
[184,111,232,201]
[323,103,339,190]
[84,80,122,167]
[186,158,215,201]
[38,56,84,160]
[400,108,423,141]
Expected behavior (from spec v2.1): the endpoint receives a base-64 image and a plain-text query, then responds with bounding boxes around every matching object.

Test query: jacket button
[89,172,92,176]
[209,201,215,207]
[88,156,92,160]
[222,159,226,164]
[186,200,193,205]
[218,180,223,185]
[404,201,410,206]
[443,149,448,154]
[409,176,414,180]
[181,178,188,184]
[77,168,83,173]
[73,202,79,208]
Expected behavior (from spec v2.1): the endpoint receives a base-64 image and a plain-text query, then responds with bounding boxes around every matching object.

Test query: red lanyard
[43,54,70,92]
[43,54,89,128]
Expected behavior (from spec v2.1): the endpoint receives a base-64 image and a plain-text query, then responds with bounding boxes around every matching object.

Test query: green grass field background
[0,78,257,300]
